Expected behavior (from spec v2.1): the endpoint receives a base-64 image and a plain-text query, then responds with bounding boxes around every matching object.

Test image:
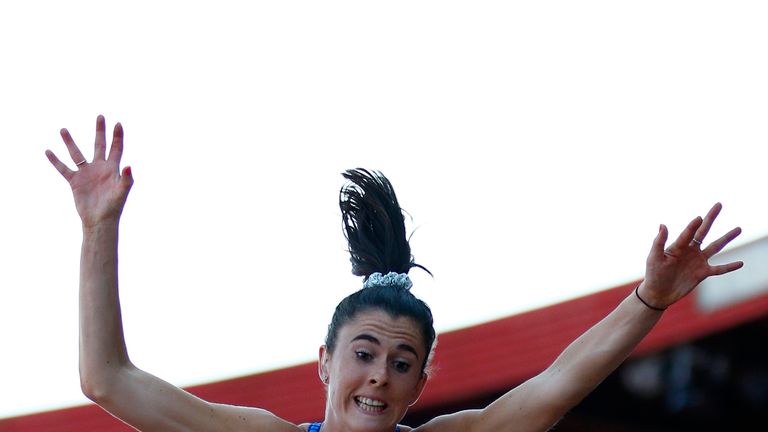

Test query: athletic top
[308,422,401,431]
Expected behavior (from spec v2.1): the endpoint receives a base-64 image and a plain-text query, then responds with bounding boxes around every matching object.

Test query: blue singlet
[308,422,401,432]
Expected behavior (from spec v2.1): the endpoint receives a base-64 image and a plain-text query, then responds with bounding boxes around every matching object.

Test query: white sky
[1,0,767,420]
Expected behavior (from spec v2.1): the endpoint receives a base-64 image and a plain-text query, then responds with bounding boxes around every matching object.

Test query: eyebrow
[352,334,419,358]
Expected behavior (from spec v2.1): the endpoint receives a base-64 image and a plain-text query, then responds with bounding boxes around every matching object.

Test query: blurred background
[1,1,766,430]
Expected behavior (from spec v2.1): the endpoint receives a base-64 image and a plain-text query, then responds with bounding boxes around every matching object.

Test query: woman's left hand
[639,202,743,309]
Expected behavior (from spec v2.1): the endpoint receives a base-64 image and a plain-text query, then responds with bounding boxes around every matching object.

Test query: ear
[318,345,330,384]
[408,372,428,406]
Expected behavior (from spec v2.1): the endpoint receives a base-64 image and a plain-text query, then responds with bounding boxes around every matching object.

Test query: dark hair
[325,168,436,373]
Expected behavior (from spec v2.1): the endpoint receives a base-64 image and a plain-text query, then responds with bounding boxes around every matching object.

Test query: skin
[318,310,427,432]
[47,116,743,432]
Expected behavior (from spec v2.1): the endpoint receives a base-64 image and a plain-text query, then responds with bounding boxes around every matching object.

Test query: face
[319,309,427,432]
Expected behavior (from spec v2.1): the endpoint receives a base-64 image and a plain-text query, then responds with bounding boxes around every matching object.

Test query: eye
[355,350,373,361]
[393,360,411,373]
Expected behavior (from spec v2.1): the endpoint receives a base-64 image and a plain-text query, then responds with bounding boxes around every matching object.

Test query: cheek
[397,372,424,397]
[330,358,363,391]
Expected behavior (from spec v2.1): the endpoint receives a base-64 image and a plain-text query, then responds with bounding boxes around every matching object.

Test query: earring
[322,375,329,384]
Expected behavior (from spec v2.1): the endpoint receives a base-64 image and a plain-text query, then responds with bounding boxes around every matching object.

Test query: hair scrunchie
[363,272,413,291]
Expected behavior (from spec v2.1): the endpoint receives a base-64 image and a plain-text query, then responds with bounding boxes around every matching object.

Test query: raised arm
[420,203,742,432]
[46,116,298,432]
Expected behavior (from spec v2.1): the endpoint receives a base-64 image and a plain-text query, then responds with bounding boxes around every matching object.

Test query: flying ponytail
[324,169,436,373]
[339,168,430,279]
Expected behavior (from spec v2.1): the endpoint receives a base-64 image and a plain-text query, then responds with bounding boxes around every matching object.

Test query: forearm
[473,207,741,432]
[467,284,665,432]
[78,221,131,399]
[76,222,294,430]
[544,282,662,407]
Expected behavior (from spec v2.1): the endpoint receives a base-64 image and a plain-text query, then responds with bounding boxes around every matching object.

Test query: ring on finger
[76,160,87,166]
[692,238,703,245]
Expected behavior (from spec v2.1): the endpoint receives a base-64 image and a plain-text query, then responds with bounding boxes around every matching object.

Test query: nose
[369,360,389,386]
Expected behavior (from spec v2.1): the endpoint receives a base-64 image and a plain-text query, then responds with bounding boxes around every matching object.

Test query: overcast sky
[1,1,766,420]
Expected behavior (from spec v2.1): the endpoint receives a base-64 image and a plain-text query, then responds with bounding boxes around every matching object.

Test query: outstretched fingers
[693,203,722,245]
[108,122,124,164]
[709,260,744,276]
[699,206,742,276]
[60,128,87,166]
[650,224,669,259]
[93,114,107,160]
[45,149,74,180]
[703,226,742,258]
[121,165,134,192]
[667,216,703,253]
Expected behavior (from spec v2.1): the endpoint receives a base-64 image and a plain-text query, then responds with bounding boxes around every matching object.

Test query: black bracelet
[635,285,667,312]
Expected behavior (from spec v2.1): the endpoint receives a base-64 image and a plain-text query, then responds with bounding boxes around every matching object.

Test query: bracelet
[635,285,667,312]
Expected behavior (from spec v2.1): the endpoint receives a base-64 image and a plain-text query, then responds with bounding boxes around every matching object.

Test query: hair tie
[363,272,413,291]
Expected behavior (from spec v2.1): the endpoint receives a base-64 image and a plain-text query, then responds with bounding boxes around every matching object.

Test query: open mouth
[355,396,387,413]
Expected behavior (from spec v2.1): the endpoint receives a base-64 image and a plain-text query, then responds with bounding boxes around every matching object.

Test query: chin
[348,405,400,431]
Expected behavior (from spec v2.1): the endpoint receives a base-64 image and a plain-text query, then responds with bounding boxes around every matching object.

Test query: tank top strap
[308,423,400,431]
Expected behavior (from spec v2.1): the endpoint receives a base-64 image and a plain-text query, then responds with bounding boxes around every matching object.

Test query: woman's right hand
[46,115,133,229]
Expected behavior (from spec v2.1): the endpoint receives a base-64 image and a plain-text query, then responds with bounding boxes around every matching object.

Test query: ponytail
[339,168,430,278]
[325,169,436,373]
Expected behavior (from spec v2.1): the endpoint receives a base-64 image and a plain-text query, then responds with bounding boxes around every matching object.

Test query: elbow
[80,371,115,403]
[80,376,105,402]
[79,362,131,403]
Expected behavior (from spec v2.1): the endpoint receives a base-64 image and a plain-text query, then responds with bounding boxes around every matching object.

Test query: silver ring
[692,238,703,245]
[76,160,87,166]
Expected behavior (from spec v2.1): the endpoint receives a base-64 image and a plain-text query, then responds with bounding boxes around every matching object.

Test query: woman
[46,115,743,432]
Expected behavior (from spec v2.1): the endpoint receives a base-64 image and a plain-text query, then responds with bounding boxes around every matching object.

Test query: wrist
[635,283,668,312]
[82,219,120,235]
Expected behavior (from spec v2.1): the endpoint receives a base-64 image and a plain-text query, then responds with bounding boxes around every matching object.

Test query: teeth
[356,397,386,408]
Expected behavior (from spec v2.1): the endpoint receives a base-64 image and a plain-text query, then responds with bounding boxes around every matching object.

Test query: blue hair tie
[363,272,413,291]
